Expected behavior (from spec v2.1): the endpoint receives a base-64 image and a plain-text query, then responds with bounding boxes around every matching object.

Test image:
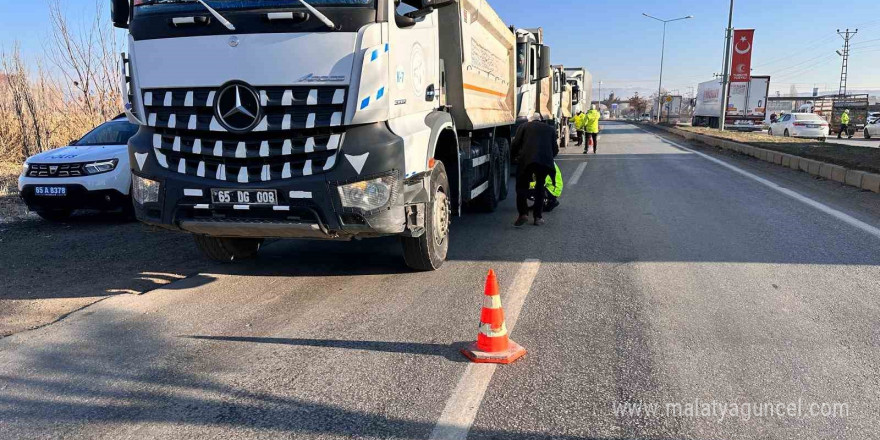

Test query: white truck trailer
[693,76,770,131]
[113,0,519,270]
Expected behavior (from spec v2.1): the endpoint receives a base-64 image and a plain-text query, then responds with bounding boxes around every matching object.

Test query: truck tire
[194,236,263,262]
[497,138,510,201]
[475,140,501,212]
[402,162,450,271]
[36,209,72,222]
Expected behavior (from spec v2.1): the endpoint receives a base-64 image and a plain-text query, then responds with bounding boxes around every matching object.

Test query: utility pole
[837,28,857,97]
[598,81,603,106]
[719,0,734,131]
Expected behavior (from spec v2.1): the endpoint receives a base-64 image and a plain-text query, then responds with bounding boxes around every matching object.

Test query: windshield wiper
[298,0,336,29]
[193,0,236,30]
[153,0,237,30]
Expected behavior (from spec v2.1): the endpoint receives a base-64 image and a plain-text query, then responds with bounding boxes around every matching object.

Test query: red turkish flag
[730,29,755,83]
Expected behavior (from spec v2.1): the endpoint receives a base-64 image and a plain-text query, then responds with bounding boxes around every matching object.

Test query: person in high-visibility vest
[573,111,587,147]
[838,109,851,139]
[529,162,563,212]
[584,105,601,154]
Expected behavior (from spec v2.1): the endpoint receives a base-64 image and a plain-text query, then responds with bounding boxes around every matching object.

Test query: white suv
[18,116,138,221]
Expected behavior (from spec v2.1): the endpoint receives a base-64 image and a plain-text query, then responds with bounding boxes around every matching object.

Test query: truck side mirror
[538,46,552,80]
[111,0,131,29]
[421,0,455,7]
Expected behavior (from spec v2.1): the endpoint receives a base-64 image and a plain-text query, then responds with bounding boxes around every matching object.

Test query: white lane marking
[638,126,880,241]
[429,259,541,440]
[569,162,588,186]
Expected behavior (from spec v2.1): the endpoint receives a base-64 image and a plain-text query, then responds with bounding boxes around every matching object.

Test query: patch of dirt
[678,126,880,174]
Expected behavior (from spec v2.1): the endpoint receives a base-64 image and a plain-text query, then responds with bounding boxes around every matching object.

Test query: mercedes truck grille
[142,86,347,183]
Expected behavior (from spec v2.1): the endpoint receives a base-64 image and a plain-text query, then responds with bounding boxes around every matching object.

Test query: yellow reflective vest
[841,112,851,125]
[585,109,600,133]
[573,113,587,131]
[529,163,564,197]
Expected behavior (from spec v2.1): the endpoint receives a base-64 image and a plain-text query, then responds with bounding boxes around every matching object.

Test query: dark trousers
[576,130,585,146]
[586,132,598,152]
[516,164,553,218]
[838,124,849,138]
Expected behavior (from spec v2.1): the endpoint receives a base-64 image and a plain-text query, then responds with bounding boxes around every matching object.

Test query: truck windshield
[137,0,374,10]
[516,44,527,80]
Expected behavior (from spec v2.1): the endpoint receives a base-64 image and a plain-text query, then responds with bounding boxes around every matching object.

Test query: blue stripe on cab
[371,50,379,62]
[376,87,385,100]
[361,97,370,110]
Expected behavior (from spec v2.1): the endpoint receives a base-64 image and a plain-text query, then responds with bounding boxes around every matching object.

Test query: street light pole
[643,13,694,124]
[719,0,734,131]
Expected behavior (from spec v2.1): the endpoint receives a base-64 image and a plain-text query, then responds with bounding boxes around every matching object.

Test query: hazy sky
[1,0,878,98]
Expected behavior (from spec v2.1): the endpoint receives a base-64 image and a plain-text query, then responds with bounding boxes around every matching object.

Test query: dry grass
[676,126,880,174]
[679,126,816,145]
[0,161,29,221]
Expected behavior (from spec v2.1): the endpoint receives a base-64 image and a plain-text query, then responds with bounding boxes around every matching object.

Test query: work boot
[514,215,529,227]
[534,218,546,226]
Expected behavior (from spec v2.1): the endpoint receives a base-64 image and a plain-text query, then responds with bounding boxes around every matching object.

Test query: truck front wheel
[402,162,450,271]
[194,236,263,262]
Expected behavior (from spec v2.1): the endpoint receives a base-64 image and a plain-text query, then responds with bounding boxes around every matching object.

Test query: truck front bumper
[129,122,409,240]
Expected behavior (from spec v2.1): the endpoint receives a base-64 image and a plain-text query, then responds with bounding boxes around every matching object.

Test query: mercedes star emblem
[215,82,262,133]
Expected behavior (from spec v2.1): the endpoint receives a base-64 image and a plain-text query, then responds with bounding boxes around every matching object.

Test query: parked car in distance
[868,112,880,125]
[865,117,880,139]
[768,113,829,141]
[18,116,138,221]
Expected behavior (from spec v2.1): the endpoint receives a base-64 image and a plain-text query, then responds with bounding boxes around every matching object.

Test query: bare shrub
[0,0,122,164]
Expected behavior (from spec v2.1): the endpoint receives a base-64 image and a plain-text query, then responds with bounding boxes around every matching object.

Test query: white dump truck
[563,67,592,137]
[112,0,521,270]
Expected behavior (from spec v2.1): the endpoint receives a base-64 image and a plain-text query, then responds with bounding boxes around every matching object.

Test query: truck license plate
[34,186,66,197]
[211,189,278,206]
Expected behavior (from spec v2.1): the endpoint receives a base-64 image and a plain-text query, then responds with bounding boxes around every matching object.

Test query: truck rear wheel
[402,162,450,271]
[194,236,263,262]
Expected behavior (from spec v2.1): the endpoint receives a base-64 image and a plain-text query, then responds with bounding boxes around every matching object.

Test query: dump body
[439,0,516,131]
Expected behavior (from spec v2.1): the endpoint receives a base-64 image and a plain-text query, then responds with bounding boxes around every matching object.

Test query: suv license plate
[34,186,66,197]
[211,189,278,206]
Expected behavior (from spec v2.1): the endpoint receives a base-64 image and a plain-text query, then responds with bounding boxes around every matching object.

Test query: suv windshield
[74,121,139,147]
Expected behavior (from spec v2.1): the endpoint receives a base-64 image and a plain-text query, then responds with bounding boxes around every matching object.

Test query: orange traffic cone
[587,135,594,153]
[461,269,527,364]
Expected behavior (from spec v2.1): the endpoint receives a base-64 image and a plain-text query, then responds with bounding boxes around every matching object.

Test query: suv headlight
[132,174,160,204]
[83,159,118,175]
[337,176,394,211]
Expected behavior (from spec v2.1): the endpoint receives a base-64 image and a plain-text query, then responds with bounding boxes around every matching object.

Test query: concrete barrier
[845,170,865,187]
[862,173,880,193]
[639,123,880,194]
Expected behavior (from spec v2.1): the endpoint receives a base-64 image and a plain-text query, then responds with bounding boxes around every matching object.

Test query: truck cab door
[388,1,440,119]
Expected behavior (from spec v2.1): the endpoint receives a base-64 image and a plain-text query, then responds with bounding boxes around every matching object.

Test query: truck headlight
[132,174,160,204]
[337,176,394,211]
[83,159,118,175]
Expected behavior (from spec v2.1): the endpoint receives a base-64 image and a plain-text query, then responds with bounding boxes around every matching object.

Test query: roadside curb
[644,123,880,194]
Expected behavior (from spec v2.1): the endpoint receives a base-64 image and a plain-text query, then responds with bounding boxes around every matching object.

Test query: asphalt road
[2,122,880,439]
